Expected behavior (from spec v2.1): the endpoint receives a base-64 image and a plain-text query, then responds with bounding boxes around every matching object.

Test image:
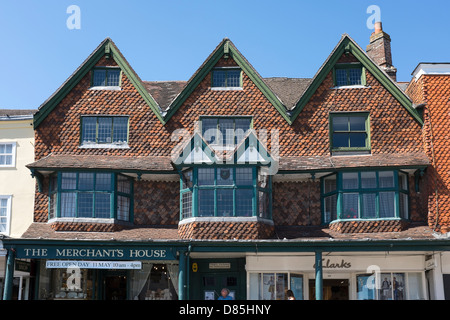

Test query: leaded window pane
[198,168,215,186]
[236,189,253,217]
[217,189,233,217]
[236,168,253,186]
[97,117,112,143]
[379,192,395,218]
[61,173,77,190]
[107,69,120,86]
[117,195,130,221]
[361,172,377,189]
[93,69,106,86]
[95,193,111,218]
[335,69,348,86]
[81,117,97,143]
[78,193,93,217]
[217,168,233,185]
[198,189,214,217]
[78,173,94,190]
[112,117,128,143]
[342,193,359,219]
[362,193,376,218]
[348,68,362,85]
[60,193,76,217]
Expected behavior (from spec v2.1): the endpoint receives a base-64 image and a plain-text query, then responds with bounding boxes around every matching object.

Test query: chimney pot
[374,21,383,34]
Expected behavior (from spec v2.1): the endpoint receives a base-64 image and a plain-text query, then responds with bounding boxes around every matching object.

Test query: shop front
[2,240,187,300]
[245,252,429,300]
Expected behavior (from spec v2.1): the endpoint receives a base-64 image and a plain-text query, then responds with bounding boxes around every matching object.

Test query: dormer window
[200,116,251,149]
[212,68,242,89]
[80,116,129,148]
[91,67,121,89]
[333,63,365,87]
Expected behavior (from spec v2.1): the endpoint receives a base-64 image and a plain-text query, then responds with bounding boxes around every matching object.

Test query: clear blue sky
[1,0,449,109]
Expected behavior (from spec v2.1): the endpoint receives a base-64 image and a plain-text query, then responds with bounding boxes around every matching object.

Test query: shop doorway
[103,271,127,300]
[189,258,246,300]
[309,279,349,300]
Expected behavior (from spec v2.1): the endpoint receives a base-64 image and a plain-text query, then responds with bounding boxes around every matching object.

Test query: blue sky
[0,0,449,109]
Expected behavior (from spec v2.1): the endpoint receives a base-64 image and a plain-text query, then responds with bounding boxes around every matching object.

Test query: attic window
[334,63,365,87]
[91,67,121,88]
[212,68,242,89]
[80,116,129,148]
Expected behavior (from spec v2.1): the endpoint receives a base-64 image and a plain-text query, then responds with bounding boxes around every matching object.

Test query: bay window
[322,170,409,223]
[180,167,271,220]
[49,172,133,221]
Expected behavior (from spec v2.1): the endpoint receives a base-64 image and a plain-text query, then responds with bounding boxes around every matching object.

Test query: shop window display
[249,272,303,300]
[38,260,93,300]
[130,263,179,300]
[356,272,425,300]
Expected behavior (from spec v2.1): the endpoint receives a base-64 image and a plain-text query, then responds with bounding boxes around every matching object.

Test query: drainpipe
[3,248,15,300]
[178,249,187,300]
[315,251,323,300]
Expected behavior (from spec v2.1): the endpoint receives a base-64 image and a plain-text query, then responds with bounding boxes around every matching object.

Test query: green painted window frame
[90,67,122,87]
[329,112,371,152]
[180,166,272,220]
[211,67,243,88]
[333,63,366,87]
[48,171,133,221]
[200,116,253,147]
[321,170,409,224]
[80,115,129,146]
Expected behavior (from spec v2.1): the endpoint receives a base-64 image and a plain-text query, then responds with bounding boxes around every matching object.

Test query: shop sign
[209,262,231,269]
[14,246,176,260]
[46,260,142,270]
[313,258,352,269]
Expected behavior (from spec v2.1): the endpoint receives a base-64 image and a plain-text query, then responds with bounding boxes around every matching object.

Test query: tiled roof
[20,222,435,242]
[274,222,435,240]
[278,152,430,172]
[26,151,429,173]
[27,154,174,171]
[143,81,187,112]
[0,109,36,120]
[21,223,180,241]
[264,78,313,110]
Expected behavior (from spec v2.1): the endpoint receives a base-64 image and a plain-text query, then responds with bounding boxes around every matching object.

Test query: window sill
[331,150,371,156]
[79,143,129,149]
[49,217,133,225]
[331,85,370,89]
[210,87,243,91]
[89,86,121,91]
[179,216,273,225]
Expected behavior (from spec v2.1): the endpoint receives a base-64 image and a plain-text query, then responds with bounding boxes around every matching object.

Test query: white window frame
[0,195,12,235]
[0,142,16,167]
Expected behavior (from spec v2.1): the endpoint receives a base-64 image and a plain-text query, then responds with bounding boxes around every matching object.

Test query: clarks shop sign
[313,258,352,269]
[14,246,176,260]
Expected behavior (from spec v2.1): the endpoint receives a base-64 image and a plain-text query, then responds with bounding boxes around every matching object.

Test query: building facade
[3,24,450,300]
[0,109,35,300]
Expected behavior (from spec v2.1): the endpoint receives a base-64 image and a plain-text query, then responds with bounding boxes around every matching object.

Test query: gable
[289,35,423,125]
[163,38,291,124]
[33,38,163,128]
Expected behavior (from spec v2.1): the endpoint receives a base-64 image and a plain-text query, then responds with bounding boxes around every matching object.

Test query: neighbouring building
[406,61,450,299]
[0,109,36,300]
[3,23,450,300]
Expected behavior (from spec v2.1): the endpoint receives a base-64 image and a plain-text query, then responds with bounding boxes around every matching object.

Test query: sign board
[209,262,231,269]
[14,246,176,260]
[46,260,142,270]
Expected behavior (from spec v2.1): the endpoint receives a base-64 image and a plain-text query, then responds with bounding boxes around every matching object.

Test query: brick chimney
[366,22,397,81]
